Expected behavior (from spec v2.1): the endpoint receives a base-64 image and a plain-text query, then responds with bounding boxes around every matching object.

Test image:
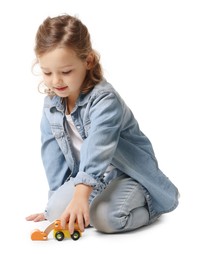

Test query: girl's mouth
[55,86,68,91]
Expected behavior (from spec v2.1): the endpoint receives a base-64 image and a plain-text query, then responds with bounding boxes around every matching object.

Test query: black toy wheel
[55,231,65,241]
[71,230,80,240]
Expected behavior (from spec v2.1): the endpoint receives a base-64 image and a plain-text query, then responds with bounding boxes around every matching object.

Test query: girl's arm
[62,91,124,233]
[60,184,93,234]
[75,91,124,187]
[40,108,71,192]
[26,100,71,221]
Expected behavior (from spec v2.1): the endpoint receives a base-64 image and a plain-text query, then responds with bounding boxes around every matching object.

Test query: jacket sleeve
[40,108,71,193]
[74,91,123,188]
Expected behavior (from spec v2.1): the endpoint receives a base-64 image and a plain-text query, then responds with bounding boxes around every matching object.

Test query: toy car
[31,219,82,241]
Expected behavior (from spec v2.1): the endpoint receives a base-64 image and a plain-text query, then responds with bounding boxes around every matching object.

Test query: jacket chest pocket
[51,126,69,155]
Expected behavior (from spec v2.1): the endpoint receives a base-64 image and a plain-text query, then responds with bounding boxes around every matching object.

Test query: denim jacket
[41,79,179,221]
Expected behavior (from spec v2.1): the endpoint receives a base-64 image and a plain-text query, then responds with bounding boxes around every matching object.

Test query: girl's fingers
[25,213,45,222]
[83,212,90,228]
[77,214,85,233]
[68,213,77,234]
[33,214,45,222]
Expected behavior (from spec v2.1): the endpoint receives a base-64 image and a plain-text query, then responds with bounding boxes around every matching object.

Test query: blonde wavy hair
[34,14,103,94]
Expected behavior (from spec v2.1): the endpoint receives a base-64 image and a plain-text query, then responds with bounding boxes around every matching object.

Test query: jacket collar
[48,79,107,112]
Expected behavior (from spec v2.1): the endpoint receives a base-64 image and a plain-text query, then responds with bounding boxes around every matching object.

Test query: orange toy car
[31,220,82,241]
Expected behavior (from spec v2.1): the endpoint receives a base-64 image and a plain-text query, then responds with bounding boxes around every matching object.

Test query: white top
[66,114,83,161]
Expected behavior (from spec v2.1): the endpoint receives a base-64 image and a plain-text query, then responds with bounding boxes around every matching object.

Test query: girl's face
[38,47,89,99]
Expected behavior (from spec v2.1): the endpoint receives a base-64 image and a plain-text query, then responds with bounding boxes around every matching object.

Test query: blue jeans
[45,174,149,233]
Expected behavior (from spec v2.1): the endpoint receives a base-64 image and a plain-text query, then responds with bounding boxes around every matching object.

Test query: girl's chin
[54,90,69,97]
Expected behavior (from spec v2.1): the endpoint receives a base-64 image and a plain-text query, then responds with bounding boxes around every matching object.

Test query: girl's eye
[43,72,51,76]
[62,70,72,75]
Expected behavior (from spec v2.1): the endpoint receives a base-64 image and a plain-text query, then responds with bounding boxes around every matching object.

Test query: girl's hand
[25,213,46,222]
[60,184,93,234]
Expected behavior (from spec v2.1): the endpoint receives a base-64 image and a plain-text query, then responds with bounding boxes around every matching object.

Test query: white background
[0,0,204,259]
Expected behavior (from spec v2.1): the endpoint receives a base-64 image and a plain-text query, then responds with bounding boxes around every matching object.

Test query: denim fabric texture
[41,79,179,222]
[44,174,150,233]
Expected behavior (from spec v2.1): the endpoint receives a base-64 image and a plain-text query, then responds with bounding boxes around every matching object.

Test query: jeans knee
[90,199,127,233]
[90,201,114,233]
[90,200,150,234]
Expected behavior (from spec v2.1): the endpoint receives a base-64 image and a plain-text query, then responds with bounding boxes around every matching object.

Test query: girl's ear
[86,52,94,69]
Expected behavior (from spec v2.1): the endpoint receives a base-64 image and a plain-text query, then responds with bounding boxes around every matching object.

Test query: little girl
[26,14,179,234]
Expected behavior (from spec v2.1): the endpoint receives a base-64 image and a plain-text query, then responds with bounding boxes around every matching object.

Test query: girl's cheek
[44,79,50,86]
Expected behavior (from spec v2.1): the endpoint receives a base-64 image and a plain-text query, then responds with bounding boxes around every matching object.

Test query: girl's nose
[52,74,62,86]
